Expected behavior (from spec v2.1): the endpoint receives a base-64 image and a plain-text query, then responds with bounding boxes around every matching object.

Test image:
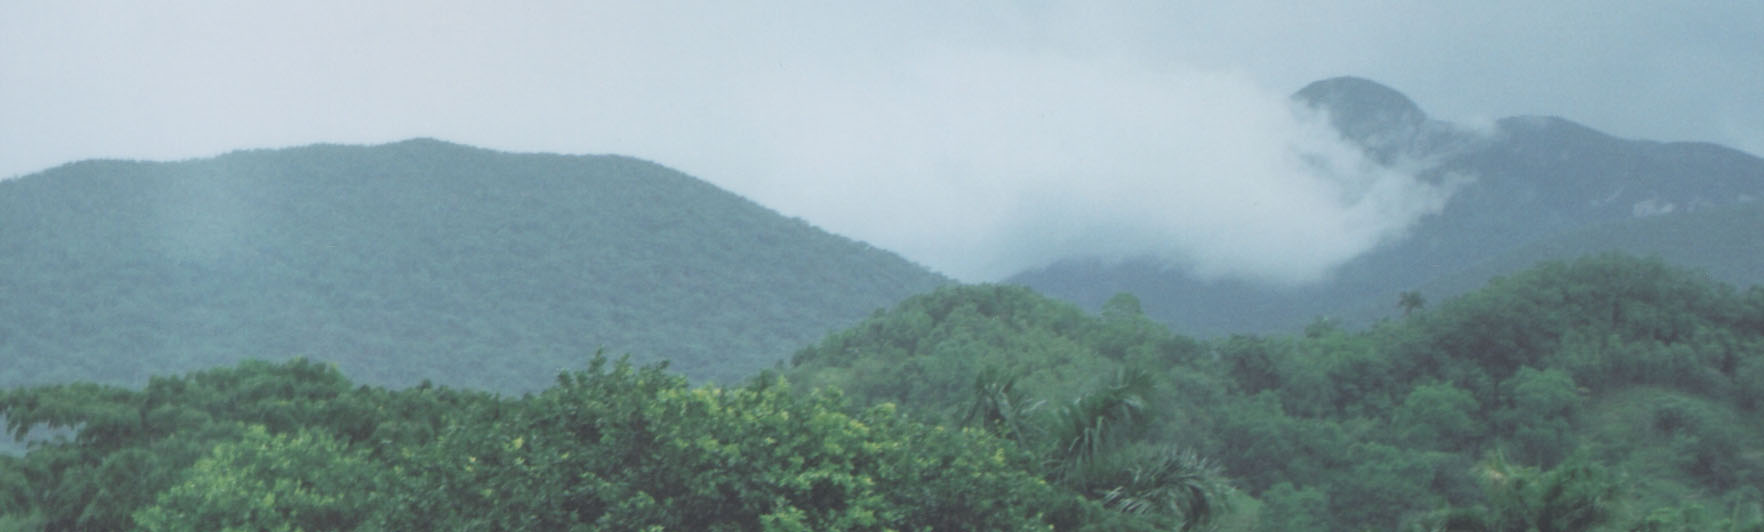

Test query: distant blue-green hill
[1012,77,1764,336]
[0,139,947,391]
[1422,200,1764,297]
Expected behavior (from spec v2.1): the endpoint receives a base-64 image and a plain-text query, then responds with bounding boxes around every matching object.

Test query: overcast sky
[4,1,1760,282]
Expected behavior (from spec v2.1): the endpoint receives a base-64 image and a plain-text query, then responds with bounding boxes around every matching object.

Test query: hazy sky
[4,2,1760,282]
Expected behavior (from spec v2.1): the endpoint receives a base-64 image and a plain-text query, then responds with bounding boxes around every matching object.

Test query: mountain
[1012,76,1764,336]
[0,139,947,391]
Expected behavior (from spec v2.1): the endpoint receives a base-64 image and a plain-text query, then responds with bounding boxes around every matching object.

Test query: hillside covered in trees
[0,139,947,390]
[5,254,1762,530]
[789,253,1764,530]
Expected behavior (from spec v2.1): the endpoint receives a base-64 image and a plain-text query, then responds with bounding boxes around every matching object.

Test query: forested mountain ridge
[1013,76,1764,336]
[0,139,947,390]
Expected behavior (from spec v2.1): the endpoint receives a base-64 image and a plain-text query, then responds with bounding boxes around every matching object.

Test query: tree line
[4,253,1764,530]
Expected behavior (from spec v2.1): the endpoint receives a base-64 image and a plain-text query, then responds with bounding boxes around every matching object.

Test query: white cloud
[711,50,1460,282]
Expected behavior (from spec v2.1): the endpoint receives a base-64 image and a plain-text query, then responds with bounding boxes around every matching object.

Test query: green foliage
[1218,335,1289,396]
[1255,483,1331,532]
[1735,354,1764,410]
[971,369,1231,531]
[1414,451,1623,532]
[1492,368,1583,465]
[1094,448,1232,532]
[788,285,1175,425]
[1422,254,1733,381]
[1195,254,1764,528]
[787,285,1238,528]
[4,355,1146,531]
[376,355,1103,531]
[1209,393,1340,493]
[133,426,384,531]
[4,252,1763,531]
[1395,382,1484,451]
[1323,444,1463,530]
[0,358,489,530]
[0,455,29,516]
[1047,368,1157,484]
[960,367,1043,449]
[1644,396,1758,490]
[1630,491,1764,532]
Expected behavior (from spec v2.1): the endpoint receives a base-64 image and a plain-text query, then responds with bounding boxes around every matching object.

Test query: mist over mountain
[0,139,947,390]
[1292,76,1479,166]
[1012,76,1764,335]
[696,58,1462,285]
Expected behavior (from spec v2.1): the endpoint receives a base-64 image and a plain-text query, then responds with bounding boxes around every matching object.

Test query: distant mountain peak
[1294,76,1441,162]
[1291,75,1467,163]
[1294,77,1427,126]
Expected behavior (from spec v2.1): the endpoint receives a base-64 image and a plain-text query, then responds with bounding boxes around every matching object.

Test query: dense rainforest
[4,253,1762,530]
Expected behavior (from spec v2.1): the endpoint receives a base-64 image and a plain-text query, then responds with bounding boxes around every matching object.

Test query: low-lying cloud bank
[722,52,1462,285]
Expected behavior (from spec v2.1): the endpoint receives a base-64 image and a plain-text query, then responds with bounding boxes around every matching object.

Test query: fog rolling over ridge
[736,57,1463,284]
[1013,76,1764,336]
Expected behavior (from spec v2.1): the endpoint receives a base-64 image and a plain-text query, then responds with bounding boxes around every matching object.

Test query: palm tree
[960,367,1042,448]
[1049,369,1230,531]
[1046,368,1154,484]
[1399,291,1427,317]
[1100,447,1232,532]
[964,367,1233,531]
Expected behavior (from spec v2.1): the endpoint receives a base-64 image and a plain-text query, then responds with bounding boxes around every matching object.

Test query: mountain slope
[0,139,947,390]
[1421,200,1764,299]
[1012,77,1764,336]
